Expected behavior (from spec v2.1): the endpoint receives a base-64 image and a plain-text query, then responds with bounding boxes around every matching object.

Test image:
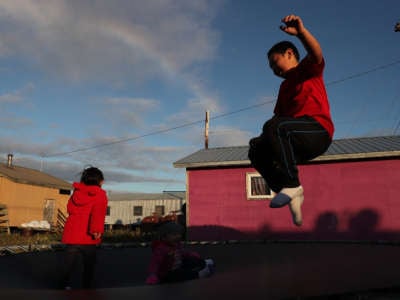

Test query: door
[43,199,56,225]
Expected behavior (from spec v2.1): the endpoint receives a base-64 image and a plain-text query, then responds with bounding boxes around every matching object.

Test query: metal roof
[0,164,72,190]
[173,135,400,168]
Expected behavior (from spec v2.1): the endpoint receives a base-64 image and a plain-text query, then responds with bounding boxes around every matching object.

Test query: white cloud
[0,92,23,104]
[209,127,253,147]
[102,97,160,128]
[0,84,36,130]
[0,114,33,130]
[0,133,188,191]
[0,1,227,193]
[0,0,223,82]
[0,83,34,104]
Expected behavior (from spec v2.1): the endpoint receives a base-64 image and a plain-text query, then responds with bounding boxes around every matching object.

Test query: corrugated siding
[105,199,184,225]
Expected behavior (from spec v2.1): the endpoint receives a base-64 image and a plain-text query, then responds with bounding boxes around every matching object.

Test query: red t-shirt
[273,57,334,138]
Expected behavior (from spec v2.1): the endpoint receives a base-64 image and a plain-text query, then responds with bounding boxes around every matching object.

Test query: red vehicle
[140,210,184,238]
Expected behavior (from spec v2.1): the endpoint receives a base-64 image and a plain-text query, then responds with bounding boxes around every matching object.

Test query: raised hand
[279,15,305,36]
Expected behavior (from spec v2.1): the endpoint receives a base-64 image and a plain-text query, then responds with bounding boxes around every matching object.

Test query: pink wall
[187,159,400,241]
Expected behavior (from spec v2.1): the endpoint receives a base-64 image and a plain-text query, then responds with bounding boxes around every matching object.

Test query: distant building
[174,136,400,241]
[0,154,71,230]
[105,191,185,229]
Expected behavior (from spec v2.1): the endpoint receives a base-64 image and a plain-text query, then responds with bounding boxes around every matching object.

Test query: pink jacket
[146,240,200,282]
[62,182,108,245]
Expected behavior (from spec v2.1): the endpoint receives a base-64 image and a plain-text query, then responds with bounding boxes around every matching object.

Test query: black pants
[162,257,206,283]
[62,244,97,289]
[248,116,331,193]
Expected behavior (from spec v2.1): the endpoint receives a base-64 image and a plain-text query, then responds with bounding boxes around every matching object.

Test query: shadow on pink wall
[187,208,400,241]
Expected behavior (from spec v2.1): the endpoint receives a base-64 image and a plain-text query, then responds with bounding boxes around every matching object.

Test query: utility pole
[204,110,209,149]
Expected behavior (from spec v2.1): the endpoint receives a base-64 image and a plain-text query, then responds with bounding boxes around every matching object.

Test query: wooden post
[205,110,209,149]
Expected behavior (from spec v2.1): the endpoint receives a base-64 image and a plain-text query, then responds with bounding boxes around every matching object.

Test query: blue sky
[0,0,399,193]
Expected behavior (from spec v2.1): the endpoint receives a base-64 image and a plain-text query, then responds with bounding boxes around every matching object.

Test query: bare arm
[280,15,323,64]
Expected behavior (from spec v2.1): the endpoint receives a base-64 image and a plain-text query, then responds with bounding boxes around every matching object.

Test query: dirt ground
[1,242,400,299]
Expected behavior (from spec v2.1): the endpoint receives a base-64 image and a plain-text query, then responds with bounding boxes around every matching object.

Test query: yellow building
[0,154,71,230]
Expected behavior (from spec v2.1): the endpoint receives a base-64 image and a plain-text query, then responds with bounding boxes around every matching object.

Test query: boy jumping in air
[248,15,334,226]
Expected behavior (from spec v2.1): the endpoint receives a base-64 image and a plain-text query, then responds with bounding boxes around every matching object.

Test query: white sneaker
[198,266,211,278]
[205,258,215,275]
[289,193,304,226]
[280,186,303,199]
[271,186,303,208]
[205,258,214,266]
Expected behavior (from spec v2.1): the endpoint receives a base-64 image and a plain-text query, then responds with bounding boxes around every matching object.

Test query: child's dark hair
[267,41,300,61]
[80,166,104,186]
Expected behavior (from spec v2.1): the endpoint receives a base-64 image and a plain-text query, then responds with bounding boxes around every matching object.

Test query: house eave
[312,151,400,162]
[173,151,400,169]
[0,173,72,191]
[173,160,247,169]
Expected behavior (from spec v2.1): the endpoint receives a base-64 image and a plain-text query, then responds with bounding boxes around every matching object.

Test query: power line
[393,89,400,134]
[44,119,204,157]
[44,100,273,157]
[44,58,400,157]
[326,60,400,86]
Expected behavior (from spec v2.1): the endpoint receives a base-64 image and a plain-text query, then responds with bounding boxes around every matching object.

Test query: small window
[246,172,274,199]
[155,205,165,216]
[106,206,111,216]
[59,189,71,195]
[133,206,143,216]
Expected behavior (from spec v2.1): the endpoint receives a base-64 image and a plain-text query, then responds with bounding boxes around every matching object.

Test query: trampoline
[1,242,400,299]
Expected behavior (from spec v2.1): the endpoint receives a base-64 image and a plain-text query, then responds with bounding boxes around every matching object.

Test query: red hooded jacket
[61,182,108,245]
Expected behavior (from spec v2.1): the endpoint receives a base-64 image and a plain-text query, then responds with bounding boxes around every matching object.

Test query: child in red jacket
[61,166,108,289]
[146,222,215,284]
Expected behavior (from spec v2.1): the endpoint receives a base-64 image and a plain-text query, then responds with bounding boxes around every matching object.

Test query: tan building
[106,191,186,228]
[0,154,71,230]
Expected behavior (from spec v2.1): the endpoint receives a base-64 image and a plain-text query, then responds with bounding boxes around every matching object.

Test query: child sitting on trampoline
[248,15,334,226]
[145,222,215,284]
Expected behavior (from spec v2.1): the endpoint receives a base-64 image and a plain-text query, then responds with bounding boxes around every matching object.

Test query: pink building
[174,136,400,241]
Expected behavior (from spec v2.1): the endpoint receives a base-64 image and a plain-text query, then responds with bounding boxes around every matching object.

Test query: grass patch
[0,232,62,246]
[102,229,156,243]
[0,228,156,246]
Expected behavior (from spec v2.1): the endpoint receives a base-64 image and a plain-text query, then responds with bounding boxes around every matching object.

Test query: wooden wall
[0,177,69,227]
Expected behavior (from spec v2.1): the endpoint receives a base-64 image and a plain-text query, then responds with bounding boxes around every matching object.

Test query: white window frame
[133,206,143,217]
[246,172,275,200]
[155,205,165,216]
